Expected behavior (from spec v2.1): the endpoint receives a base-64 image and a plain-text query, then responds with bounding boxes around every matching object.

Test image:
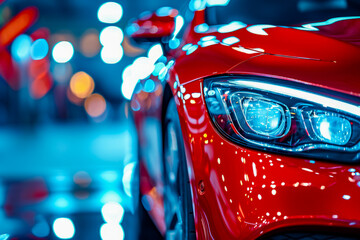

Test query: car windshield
[206,0,360,25]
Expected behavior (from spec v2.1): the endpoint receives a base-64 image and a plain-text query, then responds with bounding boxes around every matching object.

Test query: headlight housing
[204,76,360,162]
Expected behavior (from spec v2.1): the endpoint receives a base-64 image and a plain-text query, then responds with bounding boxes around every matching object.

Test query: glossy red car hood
[227,18,360,96]
[232,18,360,60]
[177,17,360,97]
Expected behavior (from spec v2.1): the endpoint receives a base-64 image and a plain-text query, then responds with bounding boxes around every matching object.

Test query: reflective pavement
[0,113,157,239]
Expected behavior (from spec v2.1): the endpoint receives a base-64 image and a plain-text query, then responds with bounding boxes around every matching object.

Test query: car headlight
[204,76,360,162]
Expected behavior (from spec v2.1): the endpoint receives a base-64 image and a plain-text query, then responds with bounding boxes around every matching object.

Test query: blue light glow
[152,62,166,76]
[54,196,70,208]
[123,162,136,197]
[186,45,198,55]
[11,34,32,62]
[199,39,219,47]
[313,113,351,145]
[0,234,9,240]
[158,60,175,81]
[222,36,240,45]
[52,218,75,239]
[32,220,50,238]
[141,195,153,211]
[182,43,193,51]
[52,41,74,63]
[201,36,216,41]
[97,2,123,24]
[158,67,167,81]
[194,23,209,33]
[349,168,356,172]
[189,0,206,11]
[156,6,173,17]
[218,21,247,33]
[101,191,121,203]
[100,171,118,183]
[295,16,360,31]
[30,39,49,60]
[243,98,286,137]
[207,0,230,6]
[298,0,347,12]
[144,79,155,93]
[169,38,180,49]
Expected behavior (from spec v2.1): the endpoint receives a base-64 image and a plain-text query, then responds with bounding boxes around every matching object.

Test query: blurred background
[0,0,184,239]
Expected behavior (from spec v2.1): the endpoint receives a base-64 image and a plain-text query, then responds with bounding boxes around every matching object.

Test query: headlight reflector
[204,76,360,162]
[231,94,290,138]
[310,111,352,145]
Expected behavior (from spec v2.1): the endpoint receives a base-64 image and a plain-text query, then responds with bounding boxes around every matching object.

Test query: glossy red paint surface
[174,79,360,239]
[130,10,178,39]
[131,8,360,240]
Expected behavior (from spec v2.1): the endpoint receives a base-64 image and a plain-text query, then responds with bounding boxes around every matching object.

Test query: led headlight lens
[310,111,352,145]
[204,76,360,162]
[230,93,291,138]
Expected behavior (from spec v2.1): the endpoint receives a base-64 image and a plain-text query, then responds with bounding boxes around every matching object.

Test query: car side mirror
[128,8,179,43]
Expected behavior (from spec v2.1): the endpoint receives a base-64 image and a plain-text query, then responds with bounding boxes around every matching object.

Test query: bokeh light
[101,191,121,204]
[32,218,50,238]
[144,79,155,93]
[99,26,124,46]
[97,2,123,24]
[121,43,163,99]
[80,30,101,58]
[53,63,73,83]
[132,57,155,79]
[121,65,137,100]
[30,39,49,60]
[100,223,124,240]
[52,218,75,239]
[52,41,74,63]
[29,58,50,79]
[100,45,123,64]
[67,87,83,106]
[101,202,124,223]
[11,34,32,62]
[147,44,163,63]
[0,7,11,25]
[84,93,107,117]
[123,162,136,197]
[31,72,53,99]
[70,71,95,99]
[122,36,145,57]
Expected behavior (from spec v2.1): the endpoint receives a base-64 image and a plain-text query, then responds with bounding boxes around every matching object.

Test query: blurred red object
[0,6,39,89]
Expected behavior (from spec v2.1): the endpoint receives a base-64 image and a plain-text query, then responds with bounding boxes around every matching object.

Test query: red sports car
[129,0,360,239]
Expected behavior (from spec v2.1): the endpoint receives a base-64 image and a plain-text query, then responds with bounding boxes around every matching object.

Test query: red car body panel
[131,9,360,239]
[174,79,360,239]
